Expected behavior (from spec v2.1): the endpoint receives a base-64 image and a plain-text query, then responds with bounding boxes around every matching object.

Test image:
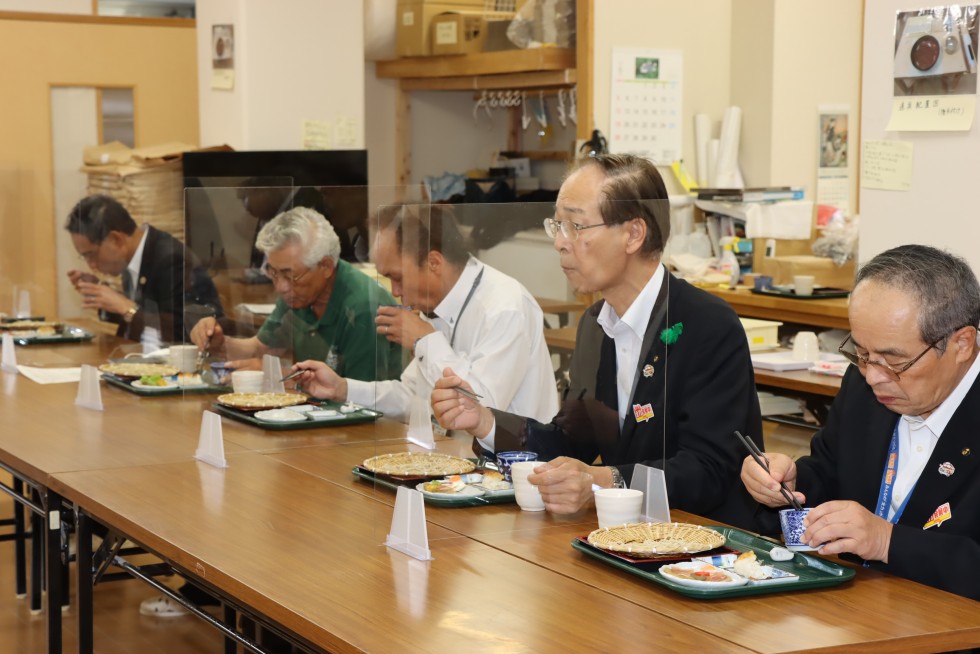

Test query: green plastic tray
[352,463,515,508]
[105,375,229,396]
[12,325,95,345]
[751,286,850,300]
[213,400,382,431]
[572,525,855,599]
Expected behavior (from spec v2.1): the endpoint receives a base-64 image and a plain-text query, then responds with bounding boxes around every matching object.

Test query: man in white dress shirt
[741,244,980,599]
[294,204,558,426]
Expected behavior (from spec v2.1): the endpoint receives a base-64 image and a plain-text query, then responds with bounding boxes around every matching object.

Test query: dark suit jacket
[104,226,223,344]
[492,271,764,528]
[792,363,980,599]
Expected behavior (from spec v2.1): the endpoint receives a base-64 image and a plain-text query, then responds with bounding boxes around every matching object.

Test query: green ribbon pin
[659,322,684,345]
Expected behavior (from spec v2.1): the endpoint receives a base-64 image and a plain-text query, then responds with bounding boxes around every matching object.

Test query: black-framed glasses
[543,217,610,242]
[837,333,941,381]
[261,263,313,286]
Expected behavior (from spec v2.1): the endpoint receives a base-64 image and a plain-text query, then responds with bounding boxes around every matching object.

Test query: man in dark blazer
[742,244,980,599]
[66,194,222,346]
[432,154,763,528]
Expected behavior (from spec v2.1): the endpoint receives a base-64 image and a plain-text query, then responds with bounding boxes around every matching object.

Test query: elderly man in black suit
[741,244,980,599]
[432,154,763,528]
[65,194,222,348]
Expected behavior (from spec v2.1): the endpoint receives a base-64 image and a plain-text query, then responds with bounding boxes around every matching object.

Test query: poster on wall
[608,48,683,164]
[887,5,977,131]
[211,24,235,91]
[816,106,851,216]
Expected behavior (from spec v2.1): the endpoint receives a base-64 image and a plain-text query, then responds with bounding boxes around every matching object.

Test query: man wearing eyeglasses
[65,194,222,348]
[431,154,764,528]
[189,206,402,381]
[741,244,980,599]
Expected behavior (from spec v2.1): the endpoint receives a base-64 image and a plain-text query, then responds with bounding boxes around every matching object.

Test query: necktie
[121,269,134,298]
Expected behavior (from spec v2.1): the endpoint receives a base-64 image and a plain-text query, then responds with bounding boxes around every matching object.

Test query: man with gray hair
[742,244,980,599]
[189,206,402,381]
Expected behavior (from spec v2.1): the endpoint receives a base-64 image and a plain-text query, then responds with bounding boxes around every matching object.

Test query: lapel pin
[632,403,654,423]
[962,448,971,456]
[924,502,951,529]
[139,276,147,285]
[653,355,660,363]
[938,461,955,477]
[642,364,654,378]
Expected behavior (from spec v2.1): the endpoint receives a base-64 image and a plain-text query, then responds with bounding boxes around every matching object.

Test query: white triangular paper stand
[385,486,433,561]
[631,463,671,523]
[74,364,103,411]
[195,410,228,468]
[261,354,285,393]
[1,333,18,373]
[406,391,435,449]
[15,289,30,318]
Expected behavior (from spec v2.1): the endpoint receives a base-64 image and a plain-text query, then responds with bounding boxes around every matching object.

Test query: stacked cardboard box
[80,141,198,242]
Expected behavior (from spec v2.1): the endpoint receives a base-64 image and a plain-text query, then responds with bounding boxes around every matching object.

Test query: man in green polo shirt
[189,206,402,381]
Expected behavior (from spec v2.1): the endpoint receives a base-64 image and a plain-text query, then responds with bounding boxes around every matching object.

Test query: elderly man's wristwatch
[608,466,625,488]
[122,305,138,323]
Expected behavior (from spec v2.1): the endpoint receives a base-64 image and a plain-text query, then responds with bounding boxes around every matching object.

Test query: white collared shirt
[127,226,161,352]
[595,264,666,428]
[890,350,980,519]
[347,257,559,431]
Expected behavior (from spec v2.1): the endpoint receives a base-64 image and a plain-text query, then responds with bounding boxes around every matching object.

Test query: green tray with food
[103,367,229,396]
[212,392,382,430]
[5,322,95,345]
[352,452,515,507]
[572,523,854,599]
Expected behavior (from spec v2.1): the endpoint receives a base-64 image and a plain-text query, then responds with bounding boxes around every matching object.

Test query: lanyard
[875,419,917,524]
[449,266,484,348]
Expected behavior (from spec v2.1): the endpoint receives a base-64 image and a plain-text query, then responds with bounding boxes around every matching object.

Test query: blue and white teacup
[495,451,538,482]
[779,507,820,551]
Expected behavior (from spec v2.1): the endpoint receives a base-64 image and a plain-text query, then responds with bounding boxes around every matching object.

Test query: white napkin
[17,366,84,384]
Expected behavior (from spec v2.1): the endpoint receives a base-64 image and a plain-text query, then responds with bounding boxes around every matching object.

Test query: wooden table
[267,438,980,653]
[535,296,587,328]
[52,454,749,654]
[7,334,980,654]
[703,286,850,330]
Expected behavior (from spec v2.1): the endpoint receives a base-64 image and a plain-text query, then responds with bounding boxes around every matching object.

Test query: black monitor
[182,149,368,269]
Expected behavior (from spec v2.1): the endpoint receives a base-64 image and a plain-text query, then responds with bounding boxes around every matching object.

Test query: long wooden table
[6,333,980,653]
[267,439,980,653]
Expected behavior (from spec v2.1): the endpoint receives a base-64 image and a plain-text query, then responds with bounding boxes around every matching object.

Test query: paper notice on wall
[861,140,913,191]
[302,120,333,150]
[609,48,683,164]
[211,24,235,91]
[816,106,851,214]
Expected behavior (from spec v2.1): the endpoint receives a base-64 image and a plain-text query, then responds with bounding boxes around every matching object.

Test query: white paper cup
[169,345,198,373]
[510,461,545,511]
[594,488,644,528]
[231,370,264,393]
[792,331,820,362]
[793,275,816,296]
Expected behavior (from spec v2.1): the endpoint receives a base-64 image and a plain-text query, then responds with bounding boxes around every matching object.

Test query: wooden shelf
[376,48,576,91]
[501,150,572,161]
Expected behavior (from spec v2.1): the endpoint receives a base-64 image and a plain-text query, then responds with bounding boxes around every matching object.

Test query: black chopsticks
[734,430,804,510]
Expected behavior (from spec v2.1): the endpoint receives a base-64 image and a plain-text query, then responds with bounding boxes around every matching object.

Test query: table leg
[223,604,237,654]
[13,478,26,598]
[45,490,63,654]
[30,492,42,614]
[76,509,94,654]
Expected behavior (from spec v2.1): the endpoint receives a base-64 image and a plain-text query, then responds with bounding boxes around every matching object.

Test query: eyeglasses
[543,217,610,242]
[261,263,313,286]
[837,333,941,382]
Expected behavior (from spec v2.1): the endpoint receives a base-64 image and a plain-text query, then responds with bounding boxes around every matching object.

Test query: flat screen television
[182,149,368,269]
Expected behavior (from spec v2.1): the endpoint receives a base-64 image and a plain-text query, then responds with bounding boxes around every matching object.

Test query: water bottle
[719,237,740,287]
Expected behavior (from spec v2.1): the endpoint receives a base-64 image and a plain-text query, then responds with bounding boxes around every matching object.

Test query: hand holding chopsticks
[734,430,804,510]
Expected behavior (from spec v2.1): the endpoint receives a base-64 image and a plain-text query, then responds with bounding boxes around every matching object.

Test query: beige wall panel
[0,18,198,317]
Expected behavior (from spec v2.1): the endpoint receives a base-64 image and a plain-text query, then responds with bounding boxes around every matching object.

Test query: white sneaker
[139,595,189,618]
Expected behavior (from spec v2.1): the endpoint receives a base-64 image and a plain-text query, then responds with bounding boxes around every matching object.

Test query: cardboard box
[396,1,487,56]
[431,11,487,55]
[760,255,856,290]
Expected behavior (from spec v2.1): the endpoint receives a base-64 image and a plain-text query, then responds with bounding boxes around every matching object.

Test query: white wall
[197,0,365,150]
[860,0,980,272]
[592,0,734,166]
